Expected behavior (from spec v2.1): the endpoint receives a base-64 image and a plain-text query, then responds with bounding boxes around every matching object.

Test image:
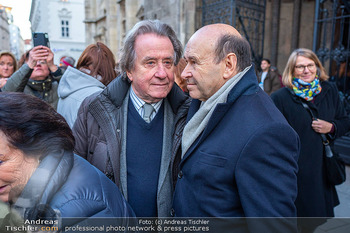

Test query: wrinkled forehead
[184,35,216,59]
[295,55,316,65]
[134,33,175,56]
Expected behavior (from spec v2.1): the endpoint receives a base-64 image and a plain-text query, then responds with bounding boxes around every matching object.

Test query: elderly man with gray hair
[72,20,191,217]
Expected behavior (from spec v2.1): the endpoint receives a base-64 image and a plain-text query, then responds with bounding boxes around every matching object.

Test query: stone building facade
[84,0,142,61]
[84,0,197,62]
[83,0,315,71]
[30,0,86,65]
[0,6,11,51]
[83,0,349,82]
[264,0,316,72]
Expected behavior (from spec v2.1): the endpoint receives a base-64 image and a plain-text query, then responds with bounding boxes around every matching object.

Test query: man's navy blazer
[173,66,300,218]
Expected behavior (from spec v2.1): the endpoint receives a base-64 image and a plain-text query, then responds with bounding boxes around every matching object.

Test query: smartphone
[33,32,50,48]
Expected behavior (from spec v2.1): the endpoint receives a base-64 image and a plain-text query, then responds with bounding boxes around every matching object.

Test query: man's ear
[223,53,237,79]
[126,71,133,82]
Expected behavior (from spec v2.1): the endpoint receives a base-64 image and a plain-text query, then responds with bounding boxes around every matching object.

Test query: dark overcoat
[271,82,350,217]
[173,67,300,220]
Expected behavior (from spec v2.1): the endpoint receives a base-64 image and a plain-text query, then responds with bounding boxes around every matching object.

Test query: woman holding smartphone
[2,45,62,110]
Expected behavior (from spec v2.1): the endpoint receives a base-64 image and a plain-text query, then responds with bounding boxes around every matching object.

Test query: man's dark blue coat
[173,66,300,218]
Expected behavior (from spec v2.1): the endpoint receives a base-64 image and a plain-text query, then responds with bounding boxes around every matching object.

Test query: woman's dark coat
[271,81,350,217]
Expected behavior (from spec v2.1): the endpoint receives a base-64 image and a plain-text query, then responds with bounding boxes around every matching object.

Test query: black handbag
[321,133,346,185]
[300,101,346,185]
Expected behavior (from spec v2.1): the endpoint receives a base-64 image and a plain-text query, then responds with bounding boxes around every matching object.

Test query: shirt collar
[129,86,163,113]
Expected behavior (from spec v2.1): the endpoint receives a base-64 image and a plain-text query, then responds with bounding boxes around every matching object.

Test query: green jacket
[2,64,62,110]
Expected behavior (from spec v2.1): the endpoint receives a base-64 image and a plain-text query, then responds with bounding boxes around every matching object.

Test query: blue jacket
[173,66,300,218]
[11,150,135,231]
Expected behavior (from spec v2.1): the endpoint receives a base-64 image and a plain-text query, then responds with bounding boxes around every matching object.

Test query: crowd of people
[0,19,349,233]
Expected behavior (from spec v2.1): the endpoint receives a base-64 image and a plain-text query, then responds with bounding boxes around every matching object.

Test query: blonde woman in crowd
[0,51,17,89]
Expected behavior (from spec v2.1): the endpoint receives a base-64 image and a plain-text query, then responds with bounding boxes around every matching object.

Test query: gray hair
[119,20,183,73]
[214,34,251,72]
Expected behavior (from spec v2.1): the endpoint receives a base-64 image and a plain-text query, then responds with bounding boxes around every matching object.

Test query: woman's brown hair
[174,58,188,92]
[76,42,117,86]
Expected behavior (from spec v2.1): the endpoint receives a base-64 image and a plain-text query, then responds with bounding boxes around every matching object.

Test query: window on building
[61,20,69,37]
[59,8,71,38]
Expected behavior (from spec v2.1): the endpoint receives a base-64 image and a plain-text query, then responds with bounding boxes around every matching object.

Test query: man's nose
[155,64,167,78]
[181,64,191,80]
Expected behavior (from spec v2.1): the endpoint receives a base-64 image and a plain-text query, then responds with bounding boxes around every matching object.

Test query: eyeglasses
[295,63,316,72]
[37,60,47,65]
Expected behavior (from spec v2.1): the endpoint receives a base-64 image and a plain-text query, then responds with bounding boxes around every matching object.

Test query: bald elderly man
[172,24,300,222]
